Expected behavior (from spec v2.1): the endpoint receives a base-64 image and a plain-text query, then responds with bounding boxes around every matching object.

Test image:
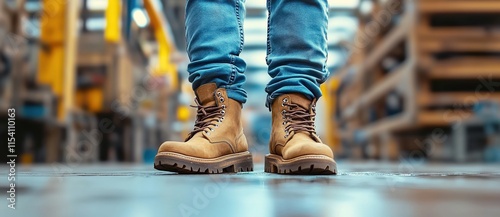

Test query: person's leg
[265,0,337,175]
[186,0,247,104]
[154,0,252,174]
[265,0,329,107]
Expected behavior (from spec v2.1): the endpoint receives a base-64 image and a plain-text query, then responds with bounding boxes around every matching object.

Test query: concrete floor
[1,161,500,217]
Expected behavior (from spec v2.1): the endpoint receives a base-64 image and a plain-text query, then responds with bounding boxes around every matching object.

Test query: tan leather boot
[265,93,337,175]
[154,83,253,173]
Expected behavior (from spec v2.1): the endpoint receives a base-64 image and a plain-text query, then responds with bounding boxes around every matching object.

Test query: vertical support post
[62,0,79,122]
[61,0,79,163]
[453,123,467,162]
[134,116,144,163]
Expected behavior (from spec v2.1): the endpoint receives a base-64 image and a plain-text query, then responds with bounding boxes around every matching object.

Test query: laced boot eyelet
[217,92,222,96]
[219,97,225,103]
[281,98,288,107]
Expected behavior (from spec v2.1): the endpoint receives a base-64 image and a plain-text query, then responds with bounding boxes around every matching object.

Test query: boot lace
[281,98,316,138]
[187,93,226,139]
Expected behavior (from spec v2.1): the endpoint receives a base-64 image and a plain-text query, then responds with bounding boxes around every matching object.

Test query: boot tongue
[195,83,218,106]
[289,93,313,110]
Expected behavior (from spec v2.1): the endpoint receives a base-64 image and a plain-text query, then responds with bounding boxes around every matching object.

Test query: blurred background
[0,0,499,165]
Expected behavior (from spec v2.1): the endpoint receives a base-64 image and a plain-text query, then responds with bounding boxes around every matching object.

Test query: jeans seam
[229,55,236,85]
[236,0,244,54]
[228,0,244,85]
[266,0,272,65]
[323,5,330,82]
[265,0,272,109]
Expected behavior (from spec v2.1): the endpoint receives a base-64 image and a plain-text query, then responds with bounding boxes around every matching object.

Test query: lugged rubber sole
[264,154,337,175]
[154,151,253,174]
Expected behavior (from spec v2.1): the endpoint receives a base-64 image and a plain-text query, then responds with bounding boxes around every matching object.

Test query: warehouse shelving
[334,0,500,161]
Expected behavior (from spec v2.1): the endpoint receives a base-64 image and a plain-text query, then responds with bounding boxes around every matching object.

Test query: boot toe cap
[157,139,232,159]
[283,141,334,160]
[158,141,198,157]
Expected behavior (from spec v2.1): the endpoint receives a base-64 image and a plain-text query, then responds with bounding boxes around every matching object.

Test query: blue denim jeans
[185,0,329,107]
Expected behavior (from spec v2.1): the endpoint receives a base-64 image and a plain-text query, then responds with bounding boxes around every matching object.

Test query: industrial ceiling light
[359,0,374,15]
[132,8,149,28]
[87,0,108,11]
[328,0,360,9]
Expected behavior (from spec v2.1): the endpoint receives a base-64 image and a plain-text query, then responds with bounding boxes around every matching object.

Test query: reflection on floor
[1,162,500,217]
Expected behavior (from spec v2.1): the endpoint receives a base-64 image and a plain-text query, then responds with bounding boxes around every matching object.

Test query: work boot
[265,93,337,175]
[154,83,253,174]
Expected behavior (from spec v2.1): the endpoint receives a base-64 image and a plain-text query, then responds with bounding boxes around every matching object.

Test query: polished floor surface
[1,161,500,217]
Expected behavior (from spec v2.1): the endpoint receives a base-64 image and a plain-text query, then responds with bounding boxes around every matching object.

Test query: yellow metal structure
[105,0,122,43]
[38,0,79,121]
[37,0,65,98]
[321,76,341,152]
[37,0,178,119]
[76,88,104,113]
[143,0,178,90]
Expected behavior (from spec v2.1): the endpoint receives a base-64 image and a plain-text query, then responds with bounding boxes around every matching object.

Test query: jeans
[185,0,329,107]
